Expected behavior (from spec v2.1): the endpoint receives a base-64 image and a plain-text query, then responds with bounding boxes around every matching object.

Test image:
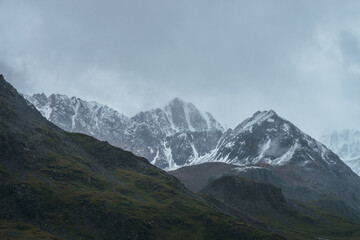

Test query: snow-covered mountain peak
[25,92,340,171]
[234,110,279,134]
[25,93,130,133]
[208,110,343,169]
[135,97,226,134]
[255,109,277,117]
[167,97,185,107]
[26,93,226,169]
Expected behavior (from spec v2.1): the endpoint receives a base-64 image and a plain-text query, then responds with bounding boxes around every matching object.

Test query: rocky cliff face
[25,94,224,169]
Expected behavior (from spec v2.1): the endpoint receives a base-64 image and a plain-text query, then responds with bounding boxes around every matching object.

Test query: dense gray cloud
[0,0,359,138]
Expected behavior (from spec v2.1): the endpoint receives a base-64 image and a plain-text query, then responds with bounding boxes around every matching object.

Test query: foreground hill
[171,162,360,239]
[0,75,280,239]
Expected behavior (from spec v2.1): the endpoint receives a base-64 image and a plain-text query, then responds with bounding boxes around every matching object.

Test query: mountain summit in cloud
[321,129,360,175]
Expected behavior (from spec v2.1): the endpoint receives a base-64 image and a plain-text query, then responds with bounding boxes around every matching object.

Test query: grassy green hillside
[0,220,62,240]
[0,133,280,239]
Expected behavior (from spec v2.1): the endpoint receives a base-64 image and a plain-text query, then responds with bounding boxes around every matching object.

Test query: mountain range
[3,76,360,239]
[25,93,224,170]
[26,91,360,218]
[0,75,284,239]
[25,93,360,178]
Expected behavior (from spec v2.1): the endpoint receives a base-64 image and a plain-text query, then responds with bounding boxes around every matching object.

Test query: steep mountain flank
[0,75,281,240]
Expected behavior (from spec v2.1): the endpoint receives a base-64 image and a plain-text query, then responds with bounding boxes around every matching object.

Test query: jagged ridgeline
[26,88,360,221]
[0,75,282,239]
[25,91,360,180]
[25,93,224,169]
[171,109,360,214]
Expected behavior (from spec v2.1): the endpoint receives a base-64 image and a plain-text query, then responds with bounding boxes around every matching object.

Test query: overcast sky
[1,0,360,138]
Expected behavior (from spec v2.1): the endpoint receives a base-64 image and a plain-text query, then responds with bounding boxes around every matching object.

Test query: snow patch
[225,141,235,148]
[151,149,159,165]
[259,139,271,158]
[190,142,199,160]
[163,106,177,132]
[272,141,299,166]
[283,123,290,132]
[163,141,179,171]
[233,166,265,172]
[237,110,276,133]
[40,105,52,120]
[184,103,195,131]
[71,99,80,131]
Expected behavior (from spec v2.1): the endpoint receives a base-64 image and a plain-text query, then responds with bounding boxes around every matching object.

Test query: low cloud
[0,0,359,139]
